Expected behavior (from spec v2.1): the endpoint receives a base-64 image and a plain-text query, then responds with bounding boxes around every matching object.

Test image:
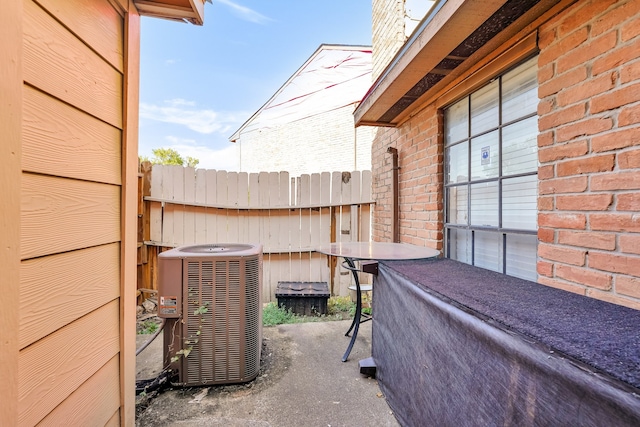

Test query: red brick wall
[370,0,640,308]
[371,106,444,250]
[538,0,640,309]
[371,0,408,242]
[371,126,394,242]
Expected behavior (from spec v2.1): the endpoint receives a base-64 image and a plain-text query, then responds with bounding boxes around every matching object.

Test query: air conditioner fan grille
[182,256,260,385]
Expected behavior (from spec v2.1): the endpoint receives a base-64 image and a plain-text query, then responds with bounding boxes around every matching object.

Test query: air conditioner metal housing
[158,243,263,386]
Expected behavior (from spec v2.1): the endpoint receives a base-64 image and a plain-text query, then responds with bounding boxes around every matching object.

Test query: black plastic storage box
[276,282,330,316]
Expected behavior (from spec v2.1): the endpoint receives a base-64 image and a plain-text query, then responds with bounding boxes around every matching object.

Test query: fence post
[137,162,152,298]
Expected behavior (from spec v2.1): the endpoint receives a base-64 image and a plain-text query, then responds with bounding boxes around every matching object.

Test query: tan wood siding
[34,0,125,72]
[111,0,129,15]
[120,3,141,422]
[37,355,121,427]
[105,410,121,426]
[19,243,121,349]
[22,86,122,185]
[15,0,134,423]
[24,0,123,129]
[0,1,23,424]
[18,300,120,426]
[21,173,120,260]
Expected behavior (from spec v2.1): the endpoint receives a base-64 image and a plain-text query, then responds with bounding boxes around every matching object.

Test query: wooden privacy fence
[137,163,374,302]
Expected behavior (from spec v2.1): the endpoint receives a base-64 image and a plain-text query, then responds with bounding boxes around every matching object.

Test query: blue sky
[138,0,372,170]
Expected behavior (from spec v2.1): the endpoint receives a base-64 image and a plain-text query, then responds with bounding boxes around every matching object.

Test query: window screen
[444,56,538,281]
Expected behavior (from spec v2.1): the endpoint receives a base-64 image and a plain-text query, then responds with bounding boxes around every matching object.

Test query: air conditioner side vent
[244,257,261,378]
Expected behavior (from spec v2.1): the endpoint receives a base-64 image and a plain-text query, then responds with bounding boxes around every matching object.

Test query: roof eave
[135,0,205,25]
[354,0,567,127]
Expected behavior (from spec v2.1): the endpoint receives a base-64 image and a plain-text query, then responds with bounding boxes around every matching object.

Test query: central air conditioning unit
[157,243,263,386]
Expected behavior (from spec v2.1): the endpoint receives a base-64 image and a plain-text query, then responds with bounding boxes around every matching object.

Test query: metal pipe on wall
[387,147,399,243]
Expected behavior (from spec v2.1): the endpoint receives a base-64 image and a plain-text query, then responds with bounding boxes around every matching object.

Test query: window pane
[471,131,499,180]
[471,79,499,135]
[446,185,468,225]
[474,231,502,273]
[470,182,498,227]
[448,228,471,264]
[503,175,537,230]
[446,142,468,183]
[444,56,539,282]
[506,233,537,281]
[445,98,468,144]
[502,56,538,123]
[502,116,538,176]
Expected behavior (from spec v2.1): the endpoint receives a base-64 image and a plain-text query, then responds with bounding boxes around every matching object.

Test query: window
[444,56,538,281]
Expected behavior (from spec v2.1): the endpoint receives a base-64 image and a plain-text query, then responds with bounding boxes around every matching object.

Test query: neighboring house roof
[229,44,372,141]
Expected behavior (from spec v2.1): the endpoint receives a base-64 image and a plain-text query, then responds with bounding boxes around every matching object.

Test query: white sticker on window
[481,146,490,165]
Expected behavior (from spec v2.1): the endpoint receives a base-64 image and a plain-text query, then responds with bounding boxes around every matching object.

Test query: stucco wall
[238,104,374,176]
[369,0,640,309]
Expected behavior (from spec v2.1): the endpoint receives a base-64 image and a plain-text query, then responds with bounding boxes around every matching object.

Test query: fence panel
[182,167,195,245]
[299,174,312,282]
[276,172,291,293]
[330,172,344,295]
[161,166,174,245]
[142,164,374,302]
[172,165,185,245]
[227,172,239,243]
[149,164,163,243]
[266,171,280,299]
[215,170,228,242]
[319,172,332,285]
[309,173,323,285]
[204,169,217,243]
[237,172,249,243]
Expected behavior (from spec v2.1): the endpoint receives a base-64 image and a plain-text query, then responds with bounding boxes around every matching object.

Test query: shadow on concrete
[135,319,399,427]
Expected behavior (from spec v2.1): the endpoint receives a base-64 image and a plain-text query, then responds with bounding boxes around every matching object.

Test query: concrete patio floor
[135,319,400,427]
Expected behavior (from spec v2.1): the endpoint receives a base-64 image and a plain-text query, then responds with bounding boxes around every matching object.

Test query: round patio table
[317,242,440,361]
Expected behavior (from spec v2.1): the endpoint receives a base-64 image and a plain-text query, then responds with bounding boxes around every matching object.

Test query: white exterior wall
[372,0,406,80]
[237,104,374,176]
[372,0,436,79]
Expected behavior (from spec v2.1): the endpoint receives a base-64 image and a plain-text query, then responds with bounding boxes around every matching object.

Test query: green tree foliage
[140,148,200,168]
[184,156,199,168]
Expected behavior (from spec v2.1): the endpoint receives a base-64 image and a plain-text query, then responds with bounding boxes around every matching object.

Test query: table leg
[342,257,361,362]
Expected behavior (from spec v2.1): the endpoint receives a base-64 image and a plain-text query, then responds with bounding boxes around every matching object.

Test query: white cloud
[165,142,239,171]
[165,135,196,145]
[139,100,248,135]
[215,0,272,24]
[166,98,196,107]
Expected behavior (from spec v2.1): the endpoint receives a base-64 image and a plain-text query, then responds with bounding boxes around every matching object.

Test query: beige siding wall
[0,1,23,425]
[19,0,125,424]
[238,105,375,176]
